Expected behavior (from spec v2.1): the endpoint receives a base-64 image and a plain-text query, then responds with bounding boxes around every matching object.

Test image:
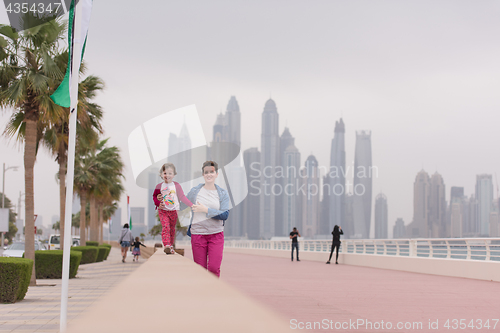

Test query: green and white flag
[51,0,93,107]
[128,196,132,230]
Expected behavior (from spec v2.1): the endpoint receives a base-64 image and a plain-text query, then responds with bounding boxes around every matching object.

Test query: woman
[187,161,230,277]
[326,225,343,264]
[119,224,134,263]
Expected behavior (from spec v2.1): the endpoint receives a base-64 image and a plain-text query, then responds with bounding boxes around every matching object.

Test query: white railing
[221,238,500,262]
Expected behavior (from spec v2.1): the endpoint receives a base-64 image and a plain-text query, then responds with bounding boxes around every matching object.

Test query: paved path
[215,251,500,333]
[0,248,142,332]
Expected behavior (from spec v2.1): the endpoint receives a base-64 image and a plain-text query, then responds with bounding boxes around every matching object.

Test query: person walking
[290,227,301,261]
[131,237,146,262]
[118,224,134,263]
[326,225,343,264]
[153,162,193,255]
[187,161,230,278]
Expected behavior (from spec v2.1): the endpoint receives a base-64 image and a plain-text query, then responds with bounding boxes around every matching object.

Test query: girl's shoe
[170,246,176,255]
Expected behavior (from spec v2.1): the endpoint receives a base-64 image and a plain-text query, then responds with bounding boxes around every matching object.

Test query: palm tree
[75,139,124,243]
[0,20,66,285]
[43,73,104,249]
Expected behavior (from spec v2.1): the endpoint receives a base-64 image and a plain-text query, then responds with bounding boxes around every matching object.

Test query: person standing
[187,161,230,278]
[326,225,343,264]
[290,227,301,261]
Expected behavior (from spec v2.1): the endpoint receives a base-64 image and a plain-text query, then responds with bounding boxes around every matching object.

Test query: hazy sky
[1,0,499,237]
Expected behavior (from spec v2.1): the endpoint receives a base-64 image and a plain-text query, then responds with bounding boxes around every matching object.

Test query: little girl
[132,237,146,262]
[152,163,193,254]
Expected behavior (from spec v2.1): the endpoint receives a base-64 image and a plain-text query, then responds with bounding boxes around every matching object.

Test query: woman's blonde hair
[159,163,177,176]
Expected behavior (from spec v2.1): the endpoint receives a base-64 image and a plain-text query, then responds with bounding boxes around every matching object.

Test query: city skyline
[1,1,499,239]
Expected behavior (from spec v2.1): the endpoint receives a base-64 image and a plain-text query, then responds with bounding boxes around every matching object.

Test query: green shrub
[0,257,33,303]
[100,243,112,248]
[34,250,82,279]
[96,247,108,262]
[71,246,98,264]
[104,246,111,260]
[85,241,99,247]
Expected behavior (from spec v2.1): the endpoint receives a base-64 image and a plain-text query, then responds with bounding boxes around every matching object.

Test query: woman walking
[187,161,230,277]
[326,225,343,264]
[119,224,134,263]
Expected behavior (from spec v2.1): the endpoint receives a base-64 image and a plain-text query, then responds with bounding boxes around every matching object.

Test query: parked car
[2,241,47,257]
[48,234,80,249]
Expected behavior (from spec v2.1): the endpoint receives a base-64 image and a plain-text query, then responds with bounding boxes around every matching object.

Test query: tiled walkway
[0,248,142,332]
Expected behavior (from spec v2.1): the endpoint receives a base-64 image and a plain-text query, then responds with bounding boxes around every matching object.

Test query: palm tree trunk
[24,119,36,286]
[98,204,103,243]
[89,195,98,241]
[58,152,67,249]
[80,191,87,246]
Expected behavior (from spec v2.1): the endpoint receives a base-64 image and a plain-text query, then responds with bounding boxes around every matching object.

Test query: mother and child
[152,161,230,277]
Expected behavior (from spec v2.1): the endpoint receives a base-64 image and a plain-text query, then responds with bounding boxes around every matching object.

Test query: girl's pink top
[152,181,193,210]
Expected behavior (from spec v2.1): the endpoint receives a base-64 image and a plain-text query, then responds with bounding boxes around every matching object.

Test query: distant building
[475,174,493,236]
[352,130,372,239]
[300,155,320,238]
[130,207,147,237]
[281,143,301,237]
[428,172,447,237]
[374,193,388,239]
[408,170,430,238]
[109,208,122,241]
[327,119,346,237]
[393,218,406,239]
[260,99,280,239]
[450,197,463,238]
[243,148,261,239]
[489,199,499,237]
[463,194,478,237]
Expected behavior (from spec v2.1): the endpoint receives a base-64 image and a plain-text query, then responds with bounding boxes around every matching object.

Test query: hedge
[71,246,98,264]
[85,241,99,247]
[95,246,108,262]
[0,257,33,303]
[34,250,82,279]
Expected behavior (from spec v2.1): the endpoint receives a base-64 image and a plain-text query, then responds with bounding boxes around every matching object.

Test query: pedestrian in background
[290,227,301,261]
[119,224,133,263]
[326,225,343,264]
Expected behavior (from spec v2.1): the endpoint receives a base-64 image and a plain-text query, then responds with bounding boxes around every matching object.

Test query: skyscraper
[429,172,447,237]
[300,155,320,238]
[282,144,301,237]
[260,99,280,239]
[352,130,372,238]
[276,127,298,236]
[328,119,346,237]
[374,193,388,239]
[393,218,406,239]
[475,174,493,236]
[243,148,261,239]
[408,170,430,238]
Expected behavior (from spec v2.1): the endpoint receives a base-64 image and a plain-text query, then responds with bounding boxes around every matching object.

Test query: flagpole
[60,1,82,331]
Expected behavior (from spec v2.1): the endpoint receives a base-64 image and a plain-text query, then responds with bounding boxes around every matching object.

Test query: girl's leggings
[328,243,340,262]
[158,209,178,247]
[191,232,224,277]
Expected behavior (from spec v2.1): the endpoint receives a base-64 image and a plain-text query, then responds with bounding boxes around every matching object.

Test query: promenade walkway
[0,248,141,332]
[210,251,500,333]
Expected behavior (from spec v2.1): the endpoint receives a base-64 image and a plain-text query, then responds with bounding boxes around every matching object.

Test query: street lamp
[2,163,18,247]
[2,163,19,208]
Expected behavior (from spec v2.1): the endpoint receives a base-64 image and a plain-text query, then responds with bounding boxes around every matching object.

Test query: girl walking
[187,161,230,278]
[152,163,193,254]
[131,237,146,262]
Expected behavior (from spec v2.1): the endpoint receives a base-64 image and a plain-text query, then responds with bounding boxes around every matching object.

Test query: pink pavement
[188,251,500,333]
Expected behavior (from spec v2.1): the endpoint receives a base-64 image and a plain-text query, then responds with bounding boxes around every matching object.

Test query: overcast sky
[1,0,499,237]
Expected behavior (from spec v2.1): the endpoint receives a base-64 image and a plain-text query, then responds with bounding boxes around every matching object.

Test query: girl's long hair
[333,225,339,233]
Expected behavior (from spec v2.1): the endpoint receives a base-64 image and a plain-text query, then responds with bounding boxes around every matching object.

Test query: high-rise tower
[260,99,280,239]
[429,172,446,237]
[409,170,430,238]
[374,193,388,239]
[328,119,346,236]
[476,174,493,236]
[352,130,372,238]
[301,155,320,238]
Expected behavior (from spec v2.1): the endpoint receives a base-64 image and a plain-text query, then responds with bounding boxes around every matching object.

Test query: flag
[51,0,93,107]
[127,196,132,230]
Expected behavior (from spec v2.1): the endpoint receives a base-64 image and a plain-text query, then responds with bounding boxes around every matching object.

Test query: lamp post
[2,163,19,246]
